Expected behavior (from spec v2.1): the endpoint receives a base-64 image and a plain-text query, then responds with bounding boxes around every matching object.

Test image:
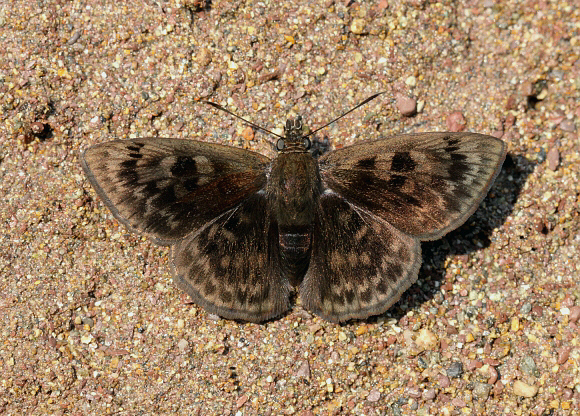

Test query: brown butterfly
[80,94,506,323]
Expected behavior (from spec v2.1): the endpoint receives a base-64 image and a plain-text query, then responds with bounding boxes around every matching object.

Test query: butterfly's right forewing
[318,133,506,240]
[81,138,270,245]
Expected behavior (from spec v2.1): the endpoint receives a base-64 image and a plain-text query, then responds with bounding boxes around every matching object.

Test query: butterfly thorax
[268,116,321,285]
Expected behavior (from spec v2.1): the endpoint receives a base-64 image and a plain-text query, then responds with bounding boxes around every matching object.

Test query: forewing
[319,132,506,240]
[81,138,269,245]
[300,192,421,322]
[171,193,292,322]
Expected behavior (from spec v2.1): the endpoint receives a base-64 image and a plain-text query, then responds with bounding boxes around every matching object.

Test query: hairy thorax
[268,151,321,285]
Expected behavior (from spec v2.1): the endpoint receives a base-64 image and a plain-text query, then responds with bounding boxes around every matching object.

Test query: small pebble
[473,382,492,400]
[438,374,451,388]
[31,122,45,135]
[241,126,255,141]
[446,361,464,378]
[295,361,311,379]
[422,389,436,400]
[367,388,380,402]
[81,334,93,344]
[520,302,532,314]
[547,147,560,171]
[405,75,417,87]
[405,387,421,398]
[446,111,466,132]
[396,93,417,116]
[520,356,539,377]
[557,347,571,365]
[236,394,248,408]
[415,328,438,351]
[487,366,499,384]
[177,339,189,352]
[568,306,580,323]
[559,119,575,132]
[350,18,366,35]
[512,380,538,397]
[561,388,573,400]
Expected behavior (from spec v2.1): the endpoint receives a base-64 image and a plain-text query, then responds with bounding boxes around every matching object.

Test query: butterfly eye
[302,137,311,150]
[295,116,303,130]
[276,139,285,151]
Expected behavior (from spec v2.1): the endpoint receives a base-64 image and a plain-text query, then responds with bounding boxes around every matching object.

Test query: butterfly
[80,94,506,323]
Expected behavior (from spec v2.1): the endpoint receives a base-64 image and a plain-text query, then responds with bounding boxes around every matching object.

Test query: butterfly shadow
[383,153,533,323]
[330,152,533,326]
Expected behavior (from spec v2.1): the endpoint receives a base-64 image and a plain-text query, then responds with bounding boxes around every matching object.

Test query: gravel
[1,0,579,414]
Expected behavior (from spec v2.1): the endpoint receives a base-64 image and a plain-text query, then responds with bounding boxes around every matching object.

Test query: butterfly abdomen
[279,225,312,286]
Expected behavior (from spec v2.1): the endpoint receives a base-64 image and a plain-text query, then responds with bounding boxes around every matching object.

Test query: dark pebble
[446,361,463,378]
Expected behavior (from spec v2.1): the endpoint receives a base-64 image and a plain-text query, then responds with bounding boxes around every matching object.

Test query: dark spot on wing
[389,262,402,278]
[401,194,420,207]
[390,152,417,173]
[126,143,144,152]
[119,159,139,182]
[205,281,216,295]
[236,290,248,305]
[345,289,356,304]
[171,156,197,177]
[223,211,241,232]
[120,159,137,170]
[183,178,199,192]
[443,136,460,146]
[355,157,376,169]
[451,153,467,161]
[129,152,143,159]
[219,290,233,303]
[360,287,373,303]
[154,185,178,207]
[448,159,470,181]
[386,174,406,188]
[333,293,345,306]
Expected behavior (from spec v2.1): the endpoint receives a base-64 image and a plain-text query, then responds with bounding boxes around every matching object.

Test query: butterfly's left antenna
[202,100,285,140]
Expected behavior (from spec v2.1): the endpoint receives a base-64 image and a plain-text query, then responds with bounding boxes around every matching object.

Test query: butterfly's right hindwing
[300,191,422,322]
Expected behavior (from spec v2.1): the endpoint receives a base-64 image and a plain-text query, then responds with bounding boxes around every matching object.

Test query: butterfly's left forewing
[81,138,270,245]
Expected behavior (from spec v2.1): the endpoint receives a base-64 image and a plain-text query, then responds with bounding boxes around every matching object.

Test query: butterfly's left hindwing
[81,138,270,245]
[171,193,292,322]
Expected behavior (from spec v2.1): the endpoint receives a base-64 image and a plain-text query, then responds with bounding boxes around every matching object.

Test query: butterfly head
[276,116,311,153]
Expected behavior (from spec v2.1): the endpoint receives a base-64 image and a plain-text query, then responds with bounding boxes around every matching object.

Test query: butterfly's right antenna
[305,92,385,138]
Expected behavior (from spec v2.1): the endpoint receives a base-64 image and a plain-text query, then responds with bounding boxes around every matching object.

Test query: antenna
[202,101,285,139]
[202,91,385,139]
[304,92,385,138]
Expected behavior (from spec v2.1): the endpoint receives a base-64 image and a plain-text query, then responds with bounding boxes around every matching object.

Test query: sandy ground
[1,0,579,414]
